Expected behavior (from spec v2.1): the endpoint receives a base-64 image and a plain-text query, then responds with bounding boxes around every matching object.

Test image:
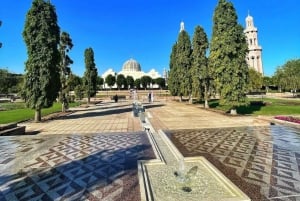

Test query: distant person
[114,94,118,102]
[148,92,151,103]
[151,91,154,103]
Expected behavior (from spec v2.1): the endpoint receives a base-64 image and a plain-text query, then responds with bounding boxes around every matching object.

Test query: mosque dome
[122,58,141,72]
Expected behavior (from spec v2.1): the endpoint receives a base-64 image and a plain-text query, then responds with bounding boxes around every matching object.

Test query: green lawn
[0,102,79,124]
[208,98,300,115]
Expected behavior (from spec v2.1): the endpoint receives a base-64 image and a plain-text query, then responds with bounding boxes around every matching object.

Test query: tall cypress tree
[23,0,60,122]
[209,0,249,113]
[83,47,98,104]
[191,25,209,107]
[176,30,192,102]
[58,31,73,112]
[167,42,179,96]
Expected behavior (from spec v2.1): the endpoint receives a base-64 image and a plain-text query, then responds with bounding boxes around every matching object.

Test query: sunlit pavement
[1,99,300,200]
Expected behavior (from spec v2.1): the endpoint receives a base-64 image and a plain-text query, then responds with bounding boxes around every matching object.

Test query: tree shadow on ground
[206,100,264,115]
[0,133,155,201]
[62,104,164,120]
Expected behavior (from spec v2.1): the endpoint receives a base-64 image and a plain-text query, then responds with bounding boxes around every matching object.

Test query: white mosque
[102,58,162,88]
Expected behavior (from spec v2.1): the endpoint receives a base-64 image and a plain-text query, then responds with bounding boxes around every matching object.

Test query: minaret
[244,14,263,74]
[180,21,185,32]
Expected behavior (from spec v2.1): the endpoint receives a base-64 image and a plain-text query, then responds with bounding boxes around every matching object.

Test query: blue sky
[0,0,299,77]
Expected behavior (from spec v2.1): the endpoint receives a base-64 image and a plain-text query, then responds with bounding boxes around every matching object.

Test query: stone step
[0,126,26,136]
[0,123,17,131]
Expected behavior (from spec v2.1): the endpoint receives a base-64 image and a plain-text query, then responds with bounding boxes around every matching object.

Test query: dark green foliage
[155,77,166,89]
[248,68,263,92]
[209,0,249,108]
[68,73,82,91]
[134,78,141,89]
[273,59,300,92]
[191,26,209,100]
[176,31,192,98]
[83,47,98,103]
[168,43,179,96]
[116,74,126,90]
[105,74,116,89]
[126,76,134,89]
[74,85,84,100]
[22,0,60,121]
[97,76,104,90]
[140,75,152,89]
[0,69,23,94]
[58,31,73,112]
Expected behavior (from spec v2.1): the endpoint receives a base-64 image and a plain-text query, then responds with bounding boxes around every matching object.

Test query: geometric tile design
[0,132,155,201]
[167,125,300,201]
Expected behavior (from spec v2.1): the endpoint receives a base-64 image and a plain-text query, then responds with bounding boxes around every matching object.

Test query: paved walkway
[21,101,142,135]
[1,99,299,201]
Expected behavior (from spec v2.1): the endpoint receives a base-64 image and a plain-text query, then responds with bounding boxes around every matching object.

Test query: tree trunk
[87,95,90,104]
[34,109,41,122]
[204,83,209,108]
[230,108,237,115]
[189,94,193,104]
[62,102,66,113]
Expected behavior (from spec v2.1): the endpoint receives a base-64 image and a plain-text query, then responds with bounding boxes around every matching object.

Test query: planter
[274,116,300,124]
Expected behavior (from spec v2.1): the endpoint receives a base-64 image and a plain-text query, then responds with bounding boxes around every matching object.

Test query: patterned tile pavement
[0,132,155,201]
[20,102,142,135]
[167,125,300,201]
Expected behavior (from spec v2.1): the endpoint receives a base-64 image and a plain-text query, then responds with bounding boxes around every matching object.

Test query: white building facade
[102,58,161,89]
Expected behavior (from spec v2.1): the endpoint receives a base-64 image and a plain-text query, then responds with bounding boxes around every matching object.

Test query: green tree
[134,78,141,89]
[105,74,116,89]
[74,85,84,100]
[273,59,300,94]
[209,0,249,114]
[22,0,60,122]
[116,74,126,90]
[155,77,166,89]
[191,25,209,108]
[0,69,22,94]
[97,76,104,90]
[176,30,192,102]
[83,47,98,104]
[248,68,263,92]
[168,43,179,96]
[263,76,273,92]
[140,75,152,90]
[126,75,134,89]
[58,31,73,112]
[68,73,82,91]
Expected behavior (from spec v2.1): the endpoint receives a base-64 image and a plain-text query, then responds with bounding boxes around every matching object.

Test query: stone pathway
[0,132,154,201]
[21,102,142,135]
[1,99,299,201]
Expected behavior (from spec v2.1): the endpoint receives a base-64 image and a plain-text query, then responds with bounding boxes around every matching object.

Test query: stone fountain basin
[139,157,250,201]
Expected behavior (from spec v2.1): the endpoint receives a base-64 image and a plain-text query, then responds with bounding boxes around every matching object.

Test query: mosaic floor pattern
[0,132,154,201]
[167,125,300,201]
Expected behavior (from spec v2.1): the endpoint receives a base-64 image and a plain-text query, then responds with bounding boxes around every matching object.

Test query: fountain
[138,128,251,201]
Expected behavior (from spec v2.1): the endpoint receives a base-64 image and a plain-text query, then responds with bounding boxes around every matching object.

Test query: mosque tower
[180,21,184,32]
[244,14,263,74]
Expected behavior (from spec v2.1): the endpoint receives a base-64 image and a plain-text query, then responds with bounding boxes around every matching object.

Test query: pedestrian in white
[151,91,154,103]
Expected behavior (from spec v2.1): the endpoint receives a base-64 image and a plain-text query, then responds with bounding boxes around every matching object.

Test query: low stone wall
[0,123,26,136]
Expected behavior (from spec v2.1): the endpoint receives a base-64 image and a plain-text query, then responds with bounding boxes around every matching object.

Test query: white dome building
[118,58,145,80]
[102,58,161,88]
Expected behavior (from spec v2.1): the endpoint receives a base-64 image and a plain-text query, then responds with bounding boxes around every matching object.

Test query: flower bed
[274,116,300,124]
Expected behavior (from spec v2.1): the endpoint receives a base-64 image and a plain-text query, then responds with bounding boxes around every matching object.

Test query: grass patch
[207,98,300,115]
[0,102,80,124]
